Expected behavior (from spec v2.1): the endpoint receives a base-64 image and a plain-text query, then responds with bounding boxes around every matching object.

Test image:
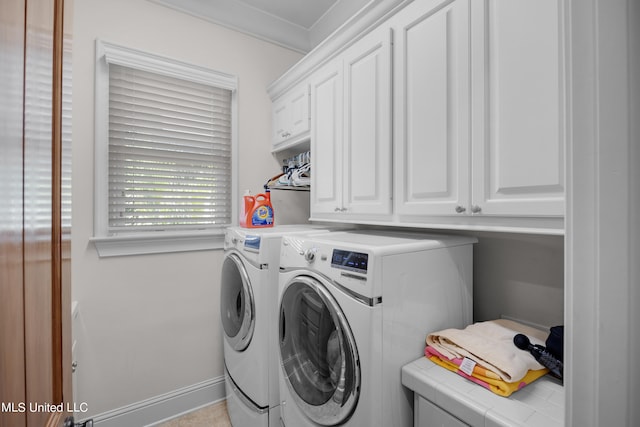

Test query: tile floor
[157,401,232,427]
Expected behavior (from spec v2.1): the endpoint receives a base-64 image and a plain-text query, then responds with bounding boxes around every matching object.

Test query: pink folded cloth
[425,344,549,397]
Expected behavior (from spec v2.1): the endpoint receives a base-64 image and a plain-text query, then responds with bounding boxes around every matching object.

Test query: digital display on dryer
[244,235,261,252]
[331,250,368,273]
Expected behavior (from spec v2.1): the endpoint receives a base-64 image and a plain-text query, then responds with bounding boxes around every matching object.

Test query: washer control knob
[304,248,317,263]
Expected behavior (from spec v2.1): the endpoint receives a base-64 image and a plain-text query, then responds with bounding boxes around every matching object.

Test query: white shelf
[402,357,564,427]
[271,135,310,155]
[267,184,309,192]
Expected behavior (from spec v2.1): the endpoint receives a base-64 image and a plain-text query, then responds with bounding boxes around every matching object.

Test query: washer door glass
[220,253,255,351]
[279,275,360,426]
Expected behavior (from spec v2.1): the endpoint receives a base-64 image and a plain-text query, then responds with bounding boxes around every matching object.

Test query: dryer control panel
[281,236,379,299]
[331,250,368,274]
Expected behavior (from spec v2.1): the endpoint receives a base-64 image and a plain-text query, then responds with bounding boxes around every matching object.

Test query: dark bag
[545,325,564,362]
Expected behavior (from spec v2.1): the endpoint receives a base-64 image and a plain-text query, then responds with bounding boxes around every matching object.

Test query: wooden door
[1,0,28,422]
[0,0,72,426]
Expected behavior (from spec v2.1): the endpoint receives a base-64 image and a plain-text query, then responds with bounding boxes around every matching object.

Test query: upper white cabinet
[393,0,471,217]
[271,0,566,233]
[311,25,393,219]
[310,60,343,213]
[272,82,310,150]
[343,26,393,217]
[394,0,565,223]
[470,0,565,217]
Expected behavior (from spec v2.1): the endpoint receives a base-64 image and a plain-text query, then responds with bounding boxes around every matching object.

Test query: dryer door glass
[279,276,360,426]
[220,253,255,351]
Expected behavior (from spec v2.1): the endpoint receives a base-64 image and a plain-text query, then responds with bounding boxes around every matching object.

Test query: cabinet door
[393,0,471,216]
[272,83,310,147]
[288,85,310,138]
[310,60,343,214]
[272,96,289,145]
[471,0,565,216]
[415,396,470,427]
[343,25,393,215]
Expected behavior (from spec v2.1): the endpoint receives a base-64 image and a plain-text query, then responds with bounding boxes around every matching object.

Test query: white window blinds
[107,63,232,232]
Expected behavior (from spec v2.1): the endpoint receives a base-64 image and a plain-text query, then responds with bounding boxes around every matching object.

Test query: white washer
[277,230,476,427]
[220,225,338,427]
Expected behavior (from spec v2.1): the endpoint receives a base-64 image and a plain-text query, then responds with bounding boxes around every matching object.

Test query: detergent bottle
[239,190,251,227]
[240,190,274,228]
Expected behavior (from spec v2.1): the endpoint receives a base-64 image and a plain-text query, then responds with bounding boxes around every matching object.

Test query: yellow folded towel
[425,345,548,396]
[426,319,547,383]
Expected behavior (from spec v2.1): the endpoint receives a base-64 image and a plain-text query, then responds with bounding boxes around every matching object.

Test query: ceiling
[148,0,370,53]
[236,0,338,29]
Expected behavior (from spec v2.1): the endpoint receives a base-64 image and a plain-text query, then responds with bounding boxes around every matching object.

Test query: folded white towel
[426,319,548,383]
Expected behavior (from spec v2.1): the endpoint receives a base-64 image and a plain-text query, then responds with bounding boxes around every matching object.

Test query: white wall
[377,227,565,330]
[71,0,306,419]
[471,232,564,328]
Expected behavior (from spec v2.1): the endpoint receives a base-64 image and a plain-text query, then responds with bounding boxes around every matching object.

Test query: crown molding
[267,0,410,99]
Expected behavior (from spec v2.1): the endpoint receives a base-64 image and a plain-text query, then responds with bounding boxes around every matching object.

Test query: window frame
[92,39,238,257]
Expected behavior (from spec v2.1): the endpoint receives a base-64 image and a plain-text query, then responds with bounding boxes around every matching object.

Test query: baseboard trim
[86,376,226,427]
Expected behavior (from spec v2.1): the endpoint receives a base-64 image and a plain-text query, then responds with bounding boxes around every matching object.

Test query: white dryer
[277,230,476,427]
[220,225,337,427]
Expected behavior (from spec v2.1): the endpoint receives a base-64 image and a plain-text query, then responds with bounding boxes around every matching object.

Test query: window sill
[91,230,225,257]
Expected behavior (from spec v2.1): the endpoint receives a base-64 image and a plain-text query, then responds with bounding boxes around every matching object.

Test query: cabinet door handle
[455,205,466,213]
[471,205,482,214]
[334,207,341,212]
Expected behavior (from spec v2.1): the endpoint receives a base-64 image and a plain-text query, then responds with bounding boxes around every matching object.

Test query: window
[92,40,238,257]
